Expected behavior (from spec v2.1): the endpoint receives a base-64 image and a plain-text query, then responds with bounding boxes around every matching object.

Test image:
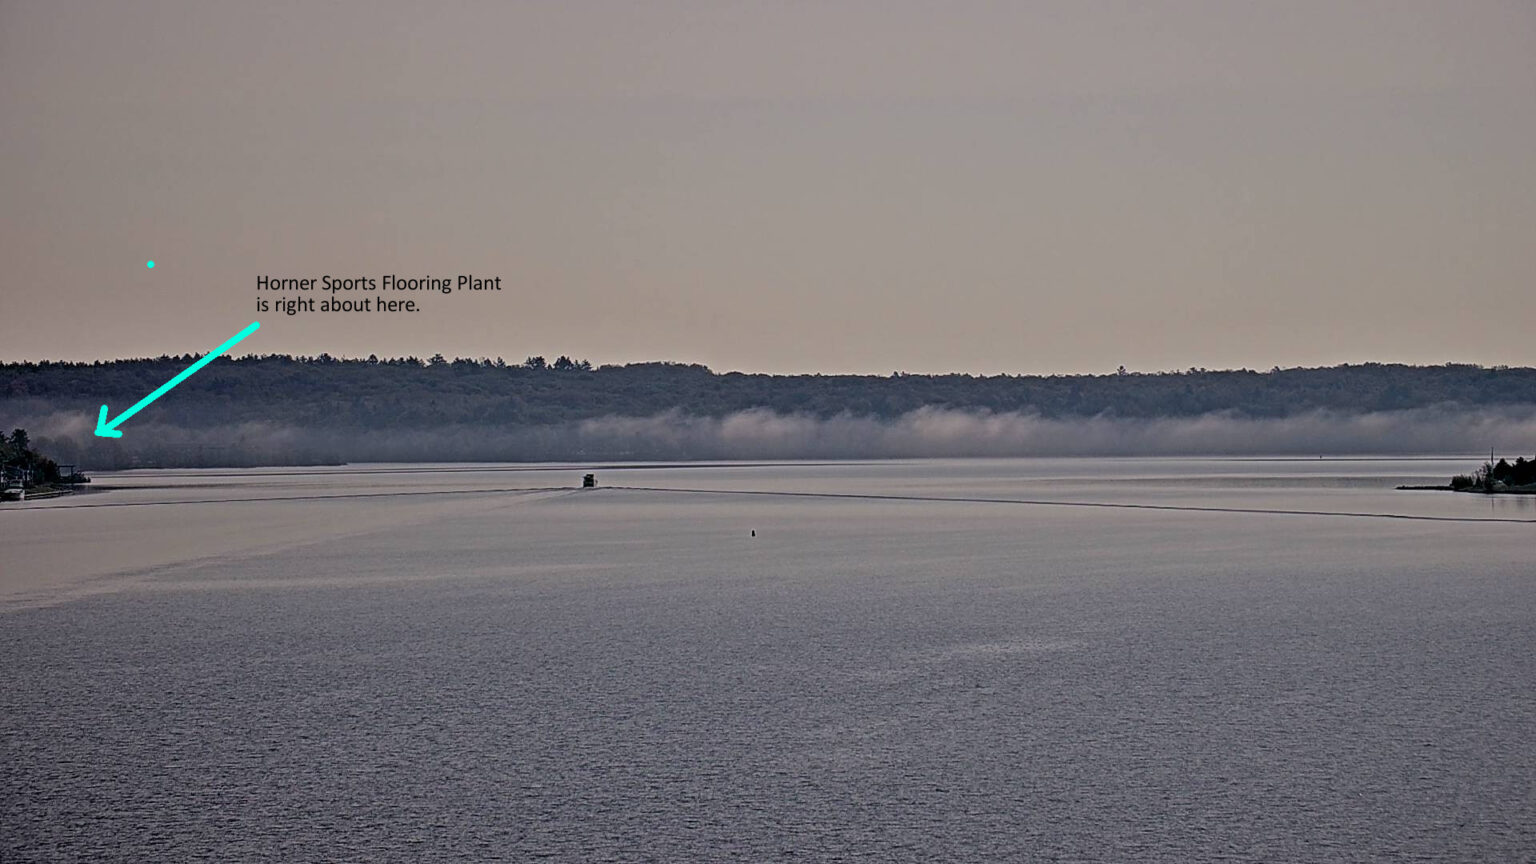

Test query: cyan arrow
[94,321,262,438]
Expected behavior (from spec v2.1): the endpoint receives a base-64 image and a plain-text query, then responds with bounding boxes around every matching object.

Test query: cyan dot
[146,260,155,268]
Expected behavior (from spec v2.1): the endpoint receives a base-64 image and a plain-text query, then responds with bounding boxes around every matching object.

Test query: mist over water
[576,405,1536,459]
[9,404,1536,467]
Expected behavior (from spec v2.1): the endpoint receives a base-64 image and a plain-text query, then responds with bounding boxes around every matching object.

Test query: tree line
[0,428,75,485]
[4,358,1535,430]
[1451,455,1536,491]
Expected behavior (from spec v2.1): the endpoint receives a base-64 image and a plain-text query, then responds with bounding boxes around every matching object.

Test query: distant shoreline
[0,484,79,503]
[1396,485,1536,495]
[6,359,1536,469]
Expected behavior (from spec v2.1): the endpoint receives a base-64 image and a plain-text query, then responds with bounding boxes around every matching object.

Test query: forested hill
[3,358,1535,466]
[4,357,1536,427]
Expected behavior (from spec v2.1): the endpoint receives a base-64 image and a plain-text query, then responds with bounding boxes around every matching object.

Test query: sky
[1,1,1532,375]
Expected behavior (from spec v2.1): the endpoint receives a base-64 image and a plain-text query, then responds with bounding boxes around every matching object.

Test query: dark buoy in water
[751,530,756,537]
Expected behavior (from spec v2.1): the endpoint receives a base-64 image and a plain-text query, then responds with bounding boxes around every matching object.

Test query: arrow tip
[94,405,123,439]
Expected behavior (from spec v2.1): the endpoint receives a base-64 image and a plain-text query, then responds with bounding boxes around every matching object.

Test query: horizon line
[1,354,1530,379]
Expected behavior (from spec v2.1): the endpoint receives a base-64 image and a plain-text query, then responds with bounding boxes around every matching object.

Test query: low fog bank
[9,405,1536,469]
[579,406,1536,460]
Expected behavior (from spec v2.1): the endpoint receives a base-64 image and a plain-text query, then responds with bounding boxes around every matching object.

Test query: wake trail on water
[609,485,1536,525]
[4,487,570,510]
[9,483,1531,525]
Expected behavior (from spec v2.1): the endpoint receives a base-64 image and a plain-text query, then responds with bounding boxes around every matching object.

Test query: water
[2,458,1533,861]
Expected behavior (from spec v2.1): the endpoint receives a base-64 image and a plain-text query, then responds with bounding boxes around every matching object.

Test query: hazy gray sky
[2,1,1532,374]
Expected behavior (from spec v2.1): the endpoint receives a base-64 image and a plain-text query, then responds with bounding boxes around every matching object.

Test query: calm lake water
[2,458,1533,861]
